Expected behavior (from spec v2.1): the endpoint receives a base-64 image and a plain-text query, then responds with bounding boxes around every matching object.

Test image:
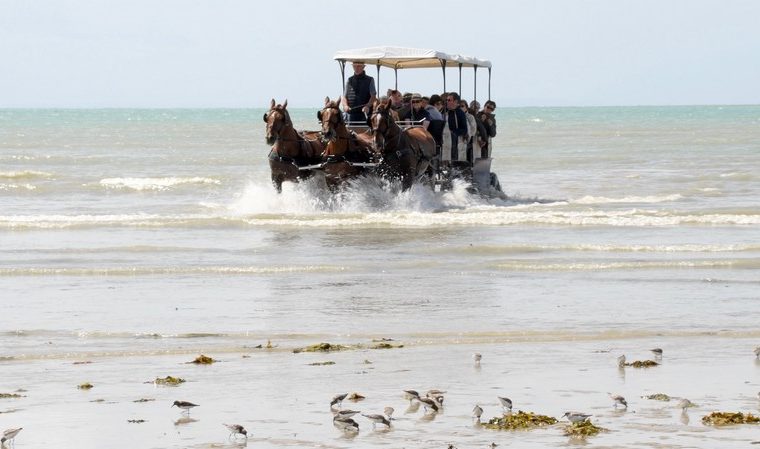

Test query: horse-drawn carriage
[264,46,505,198]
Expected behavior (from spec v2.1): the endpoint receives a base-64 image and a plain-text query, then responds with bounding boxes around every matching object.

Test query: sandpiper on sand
[172,401,199,414]
[497,396,513,412]
[1,428,22,446]
[362,413,391,428]
[563,412,592,424]
[223,423,248,439]
[608,393,628,408]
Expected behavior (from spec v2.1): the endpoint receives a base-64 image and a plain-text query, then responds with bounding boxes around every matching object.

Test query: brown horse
[264,99,324,192]
[368,99,436,190]
[317,96,378,189]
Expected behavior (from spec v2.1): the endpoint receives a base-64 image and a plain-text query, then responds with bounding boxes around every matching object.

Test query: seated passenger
[424,94,445,147]
[409,94,431,130]
[441,92,468,164]
[459,99,477,162]
[387,89,403,111]
[397,92,413,121]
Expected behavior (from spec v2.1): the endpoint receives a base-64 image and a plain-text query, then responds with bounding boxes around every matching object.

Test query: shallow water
[1,106,759,448]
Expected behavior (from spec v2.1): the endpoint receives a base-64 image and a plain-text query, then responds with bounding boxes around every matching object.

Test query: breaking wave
[98,176,221,191]
[0,170,53,179]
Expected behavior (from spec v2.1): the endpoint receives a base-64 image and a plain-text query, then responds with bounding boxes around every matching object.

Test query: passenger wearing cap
[408,94,431,130]
[341,61,377,123]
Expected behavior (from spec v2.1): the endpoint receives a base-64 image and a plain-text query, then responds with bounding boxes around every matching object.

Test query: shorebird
[418,396,441,413]
[333,415,359,432]
[608,393,628,408]
[172,400,199,414]
[1,428,22,446]
[472,404,483,422]
[677,398,694,411]
[473,353,482,365]
[223,423,248,439]
[754,346,760,358]
[497,396,513,412]
[650,348,663,357]
[562,412,592,424]
[403,389,420,404]
[362,413,391,428]
[617,354,626,368]
[330,393,348,409]
[427,390,445,406]
[383,406,395,420]
[334,409,360,419]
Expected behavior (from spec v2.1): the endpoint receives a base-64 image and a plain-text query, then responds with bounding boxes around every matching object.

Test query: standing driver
[341,61,377,123]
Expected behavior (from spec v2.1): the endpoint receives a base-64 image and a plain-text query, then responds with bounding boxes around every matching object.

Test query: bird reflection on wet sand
[174,416,198,426]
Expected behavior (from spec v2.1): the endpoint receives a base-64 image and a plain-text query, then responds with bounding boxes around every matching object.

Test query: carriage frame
[333,46,504,197]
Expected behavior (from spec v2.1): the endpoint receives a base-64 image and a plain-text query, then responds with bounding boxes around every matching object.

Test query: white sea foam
[0,170,53,179]
[3,205,760,229]
[493,259,760,271]
[0,183,37,191]
[573,194,683,204]
[98,176,221,191]
[0,265,346,276]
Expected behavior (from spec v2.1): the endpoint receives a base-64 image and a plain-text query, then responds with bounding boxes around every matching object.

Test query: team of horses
[264,97,435,192]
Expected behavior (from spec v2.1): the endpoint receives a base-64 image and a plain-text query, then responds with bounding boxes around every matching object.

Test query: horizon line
[2,103,759,110]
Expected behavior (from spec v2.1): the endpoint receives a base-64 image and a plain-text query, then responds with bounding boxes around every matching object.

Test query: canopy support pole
[376,63,381,95]
[439,59,446,92]
[338,61,346,97]
[458,63,462,96]
[473,65,478,103]
[488,67,492,101]
[394,67,398,90]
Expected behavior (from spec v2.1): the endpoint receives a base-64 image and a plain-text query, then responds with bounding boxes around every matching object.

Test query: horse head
[368,99,394,151]
[264,98,290,145]
[317,96,343,141]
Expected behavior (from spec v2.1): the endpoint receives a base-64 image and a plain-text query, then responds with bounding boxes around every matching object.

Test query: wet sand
[2,336,758,448]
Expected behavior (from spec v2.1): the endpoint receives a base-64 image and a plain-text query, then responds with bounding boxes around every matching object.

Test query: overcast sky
[1,0,759,108]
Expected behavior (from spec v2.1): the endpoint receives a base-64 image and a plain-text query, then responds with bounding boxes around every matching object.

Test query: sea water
[1,106,759,448]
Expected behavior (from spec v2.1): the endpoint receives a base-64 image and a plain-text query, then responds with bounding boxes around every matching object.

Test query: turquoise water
[1,106,759,448]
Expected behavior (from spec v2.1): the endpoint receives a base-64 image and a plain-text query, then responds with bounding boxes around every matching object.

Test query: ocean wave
[98,176,221,191]
[493,259,760,271]
[2,207,760,229]
[0,170,53,179]
[0,183,37,191]
[0,265,346,276]
[423,243,760,255]
[572,194,683,204]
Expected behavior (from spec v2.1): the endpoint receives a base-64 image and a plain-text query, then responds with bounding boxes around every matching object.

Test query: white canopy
[333,46,492,69]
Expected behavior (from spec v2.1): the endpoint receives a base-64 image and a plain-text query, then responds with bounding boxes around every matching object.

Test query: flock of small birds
[168,400,248,439]
[2,345,758,447]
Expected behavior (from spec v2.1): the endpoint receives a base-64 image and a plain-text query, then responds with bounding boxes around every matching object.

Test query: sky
[1,0,759,108]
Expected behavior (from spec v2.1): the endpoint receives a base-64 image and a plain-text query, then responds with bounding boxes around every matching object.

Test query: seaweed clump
[153,376,186,386]
[190,354,215,364]
[371,342,404,349]
[625,360,659,368]
[293,342,350,353]
[644,393,671,401]
[77,383,94,390]
[701,412,760,426]
[564,420,607,437]
[0,393,24,399]
[308,361,336,366]
[482,411,558,430]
